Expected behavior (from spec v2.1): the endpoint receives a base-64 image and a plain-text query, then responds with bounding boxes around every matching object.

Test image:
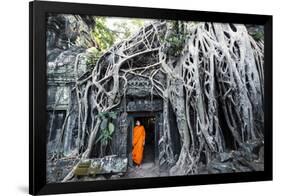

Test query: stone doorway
[135,116,156,164]
[125,112,161,178]
[128,113,159,166]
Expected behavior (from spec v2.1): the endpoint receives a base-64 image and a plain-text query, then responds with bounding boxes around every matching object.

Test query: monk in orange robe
[132,120,146,167]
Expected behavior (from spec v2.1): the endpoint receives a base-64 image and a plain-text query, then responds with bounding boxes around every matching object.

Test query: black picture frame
[29,1,273,195]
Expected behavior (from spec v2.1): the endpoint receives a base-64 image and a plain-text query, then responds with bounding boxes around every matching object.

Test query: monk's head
[136,120,141,126]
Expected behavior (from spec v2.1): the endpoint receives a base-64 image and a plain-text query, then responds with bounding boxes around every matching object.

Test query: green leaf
[104,134,112,140]
[95,134,104,144]
[97,112,105,118]
[108,112,117,119]
[108,122,115,135]
[100,118,108,130]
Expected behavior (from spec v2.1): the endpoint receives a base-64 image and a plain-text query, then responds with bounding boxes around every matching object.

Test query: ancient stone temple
[46,14,95,155]
[111,77,164,167]
[46,14,265,182]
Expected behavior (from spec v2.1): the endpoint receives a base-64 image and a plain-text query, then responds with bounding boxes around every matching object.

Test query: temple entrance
[128,114,158,166]
[122,98,163,178]
[135,116,156,164]
[125,112,161,178]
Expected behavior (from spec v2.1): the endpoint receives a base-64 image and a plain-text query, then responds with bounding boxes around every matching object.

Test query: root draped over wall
[55,20,264,179]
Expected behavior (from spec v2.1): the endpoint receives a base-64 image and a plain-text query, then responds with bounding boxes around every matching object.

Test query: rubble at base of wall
[74,155,128,177]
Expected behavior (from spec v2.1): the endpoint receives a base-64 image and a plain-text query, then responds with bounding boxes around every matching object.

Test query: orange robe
[132,125,146,165]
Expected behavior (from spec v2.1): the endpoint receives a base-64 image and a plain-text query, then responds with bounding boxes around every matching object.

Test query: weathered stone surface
[46,17,265,182]
[74,155,128,177]
[124,162,160,178]
[126,77,165,98]
[46,14,96,158]
[70,175,107,182]
[206,143,264,173]
[219,152,233,162]
[110,112,128,158]
[47,14,95,52]
[92,155,128,174]
[110,174,121,179]
[47,157,78,183]
[126,99,163,112]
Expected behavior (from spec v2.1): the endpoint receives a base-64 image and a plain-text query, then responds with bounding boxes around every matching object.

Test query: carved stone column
[118,112,128,158]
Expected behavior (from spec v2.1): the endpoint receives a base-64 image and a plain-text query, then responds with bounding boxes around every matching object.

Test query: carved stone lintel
[126,99,163,112]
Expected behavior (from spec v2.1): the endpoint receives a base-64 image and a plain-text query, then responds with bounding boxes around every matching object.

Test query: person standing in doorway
[132,120,146,168]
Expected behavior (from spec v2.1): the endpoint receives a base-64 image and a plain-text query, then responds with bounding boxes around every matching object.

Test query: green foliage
[85,47,101,69]
[108,122,114,135]
[92,17,116,51]
[165,35,185,56]
[246,25,264,42]
[97,111,117,119]
[251,31,264,41]
[95,111,117,146]
[100,118,109,130]
[112,19,145,40]
[92,17,145,52]
[86,17,145,70]
[165,21,187,57]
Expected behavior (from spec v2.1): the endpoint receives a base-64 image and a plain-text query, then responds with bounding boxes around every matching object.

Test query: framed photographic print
[29,0,273,195]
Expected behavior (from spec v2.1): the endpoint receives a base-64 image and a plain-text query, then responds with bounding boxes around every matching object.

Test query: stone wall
[46,14,96,155]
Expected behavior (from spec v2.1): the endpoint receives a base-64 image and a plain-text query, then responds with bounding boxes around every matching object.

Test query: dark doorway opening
[133,116,156,164]
[47,110,66,142]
